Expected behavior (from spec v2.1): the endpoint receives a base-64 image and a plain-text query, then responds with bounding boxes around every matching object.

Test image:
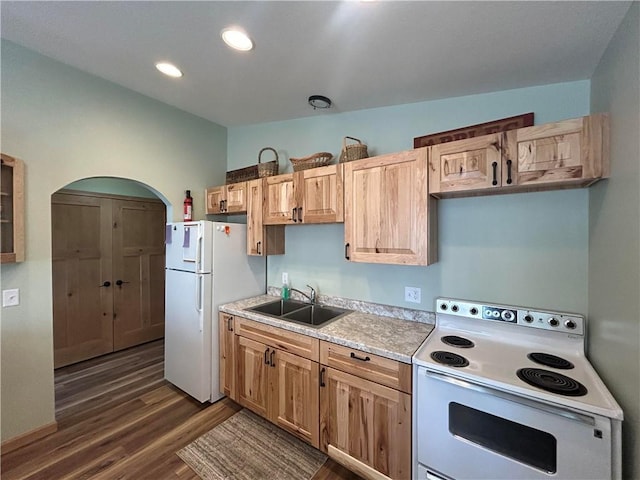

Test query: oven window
[449,402,557,473]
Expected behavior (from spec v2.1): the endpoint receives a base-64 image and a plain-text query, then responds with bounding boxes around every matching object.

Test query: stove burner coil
[430,351,469,367]
[527,352,574,369]
[441,335,475,348]
[517,368,587,396]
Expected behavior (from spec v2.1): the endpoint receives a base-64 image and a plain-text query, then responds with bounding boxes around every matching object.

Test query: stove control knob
[440,303,448,311]
[451,305,459,312]
[565,319,577,330]
[548,317,560,327]
[524,314,534,323]
[501,310,515,322]
[470,307,478,315]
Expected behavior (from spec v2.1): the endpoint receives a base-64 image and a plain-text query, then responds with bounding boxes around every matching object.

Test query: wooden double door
[52,191,166,368]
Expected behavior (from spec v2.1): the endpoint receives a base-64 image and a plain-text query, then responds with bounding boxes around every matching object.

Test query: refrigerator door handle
[196,275,204,332]
[195,234,203,273]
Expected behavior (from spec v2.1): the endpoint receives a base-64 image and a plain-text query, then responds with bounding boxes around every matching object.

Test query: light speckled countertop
[220,294,434,364]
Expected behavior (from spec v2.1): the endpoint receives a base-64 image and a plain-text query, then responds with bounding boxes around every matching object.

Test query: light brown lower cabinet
[219,313,236,400]
[319,362,412,480]
[222,315,412,478]
[232,316,320,447]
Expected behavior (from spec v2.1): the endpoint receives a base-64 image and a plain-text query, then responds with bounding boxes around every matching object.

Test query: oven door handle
[423,370,597,426]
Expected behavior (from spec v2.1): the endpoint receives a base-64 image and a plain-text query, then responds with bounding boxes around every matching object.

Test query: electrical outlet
[405,286,421,304]
[2,289,20,307]
[282,272,289,285]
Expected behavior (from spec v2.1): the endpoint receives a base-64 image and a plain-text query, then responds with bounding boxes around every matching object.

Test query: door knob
[115,280,129,286]
[100,281,111,287]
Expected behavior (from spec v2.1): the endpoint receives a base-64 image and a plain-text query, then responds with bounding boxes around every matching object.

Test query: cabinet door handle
[257,241,261,255]
[227,316,233,331]
[292,208,297,222]
[320,367,326,387]
[491,161,498,186]
[345,243,350,260]
[219,200,223,211]
[270,350,276,367]
[224,200,228,211]
[115,279,129,286]
[350,352,371,362]
[264,348,270,365]
[506,159,513,185]
[100,281,111,287]
[297,207,303,223]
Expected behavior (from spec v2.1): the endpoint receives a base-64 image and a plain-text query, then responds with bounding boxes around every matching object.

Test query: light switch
[2,289,20,307]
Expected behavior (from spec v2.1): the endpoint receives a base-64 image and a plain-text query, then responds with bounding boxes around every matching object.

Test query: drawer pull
[350,352,371,362]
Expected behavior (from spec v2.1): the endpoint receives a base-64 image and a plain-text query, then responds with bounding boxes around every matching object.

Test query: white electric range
[412,297,623,480]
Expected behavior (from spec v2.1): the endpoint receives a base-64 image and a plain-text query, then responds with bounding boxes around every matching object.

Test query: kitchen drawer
[320,341,412,394]
[235,316,319,361]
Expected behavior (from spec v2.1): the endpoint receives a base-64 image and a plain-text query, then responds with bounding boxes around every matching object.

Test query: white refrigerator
[164,221,266,402]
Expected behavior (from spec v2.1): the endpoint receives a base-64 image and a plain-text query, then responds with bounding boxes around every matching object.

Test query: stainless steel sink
[248,299,309,316]
[246,299,351,327]
[282,304,350,327]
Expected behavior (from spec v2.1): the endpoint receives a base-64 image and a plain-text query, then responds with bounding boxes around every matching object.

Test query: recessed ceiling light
[221,27,253,51]
[155,62,183,78]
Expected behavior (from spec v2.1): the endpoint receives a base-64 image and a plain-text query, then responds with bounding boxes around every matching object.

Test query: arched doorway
[50,177,169,368]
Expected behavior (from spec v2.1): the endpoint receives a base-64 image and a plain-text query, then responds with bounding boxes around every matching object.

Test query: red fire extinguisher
[183,190,193,221]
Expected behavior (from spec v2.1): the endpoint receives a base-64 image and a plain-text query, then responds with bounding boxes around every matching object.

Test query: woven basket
[257,147,279,178]
[290,152,333,172]
[339,136,368,163]
[226,164,259,184]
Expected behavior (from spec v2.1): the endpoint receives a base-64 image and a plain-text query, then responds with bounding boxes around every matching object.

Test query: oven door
[415,367,613,480]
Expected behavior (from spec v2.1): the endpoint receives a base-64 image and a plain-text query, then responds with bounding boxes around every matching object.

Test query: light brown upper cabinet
[1,153,25,263]
[205,181,247,214]
[246,178,284,256]
[343,147,437,266]
[263,164,344,225]
[429,113,610,197]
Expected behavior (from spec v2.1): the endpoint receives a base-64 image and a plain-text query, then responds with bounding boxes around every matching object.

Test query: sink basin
[248,299,309,316]
[246,299,351,327]
[282,304,350,327]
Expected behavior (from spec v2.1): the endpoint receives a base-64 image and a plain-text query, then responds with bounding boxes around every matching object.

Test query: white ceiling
[1,1,632,127]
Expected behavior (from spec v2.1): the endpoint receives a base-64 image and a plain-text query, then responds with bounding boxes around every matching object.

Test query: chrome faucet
[290,284,316,305]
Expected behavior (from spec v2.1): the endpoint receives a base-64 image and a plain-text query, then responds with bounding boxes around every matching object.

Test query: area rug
[177,409,328,480]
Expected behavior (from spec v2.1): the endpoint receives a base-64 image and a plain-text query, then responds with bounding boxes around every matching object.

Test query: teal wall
[64,177,159,198]
[0,40,227,442]
[228,82,591,312]
[589,3,640,478]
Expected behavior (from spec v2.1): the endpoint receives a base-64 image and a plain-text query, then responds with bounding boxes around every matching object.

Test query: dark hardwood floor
[1,340,361,479]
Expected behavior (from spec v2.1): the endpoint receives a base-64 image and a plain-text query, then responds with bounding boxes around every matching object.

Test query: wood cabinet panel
[205,182,247,214]
[219,313,236,399]
[246,179,285,256]
[271,349,320,447]
[429,133,502,194]
[235,335,270,418]
[235,316,319,361]
[320,367,411,479]
[344,148,437,266]
[263,174,296,225]
[0,153,25,263]
[263,165,344,225]
[300,164,344,224]
[429,113,610,198]
[505,113,609,188]
[320,341,412,394]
